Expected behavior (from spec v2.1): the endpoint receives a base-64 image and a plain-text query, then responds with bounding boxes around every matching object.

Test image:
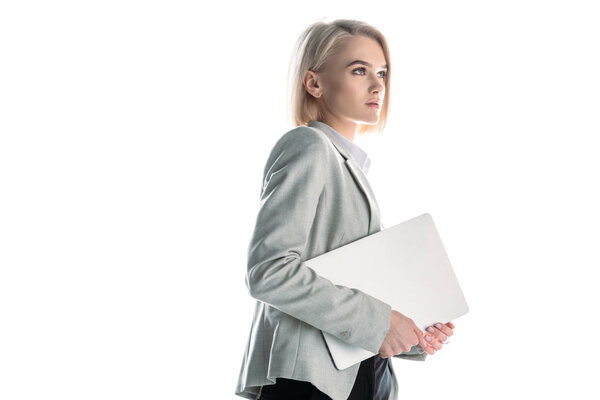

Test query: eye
[352,67,387,78]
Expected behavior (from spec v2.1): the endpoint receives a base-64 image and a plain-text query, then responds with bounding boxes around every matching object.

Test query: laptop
[303,213,469,370]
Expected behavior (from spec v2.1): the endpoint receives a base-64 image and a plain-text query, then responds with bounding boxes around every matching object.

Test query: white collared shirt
[309,120,371,174]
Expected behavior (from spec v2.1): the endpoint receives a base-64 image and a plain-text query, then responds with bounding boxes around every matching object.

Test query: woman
[235,19,455,400]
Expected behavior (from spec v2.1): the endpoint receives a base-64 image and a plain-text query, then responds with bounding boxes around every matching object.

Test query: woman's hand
[421,321,455,355]
[379,310,428,358]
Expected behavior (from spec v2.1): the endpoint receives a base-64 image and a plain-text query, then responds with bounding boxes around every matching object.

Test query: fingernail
[435,323,442,329]
[427,327,435,333]
[425,335,431,341]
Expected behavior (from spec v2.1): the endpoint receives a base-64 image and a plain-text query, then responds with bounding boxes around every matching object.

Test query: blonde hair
[287,18,392,135]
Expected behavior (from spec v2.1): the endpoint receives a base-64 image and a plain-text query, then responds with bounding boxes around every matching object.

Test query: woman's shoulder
[261,125,332,174]
[267,124,331,159]
[276,124,330,149]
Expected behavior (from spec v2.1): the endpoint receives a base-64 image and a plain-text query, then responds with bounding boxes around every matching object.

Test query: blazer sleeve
[245,128,392,354]
[395,345,428,361]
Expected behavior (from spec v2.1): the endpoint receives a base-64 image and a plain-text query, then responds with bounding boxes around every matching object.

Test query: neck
[319,115,358,142]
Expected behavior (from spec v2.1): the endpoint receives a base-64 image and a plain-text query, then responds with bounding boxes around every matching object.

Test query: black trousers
[258,354,377,400]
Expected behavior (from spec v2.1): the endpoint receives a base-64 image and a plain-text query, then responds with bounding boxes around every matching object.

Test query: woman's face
[310,35,387,136]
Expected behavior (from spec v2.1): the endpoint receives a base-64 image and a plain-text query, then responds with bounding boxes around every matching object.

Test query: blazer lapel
[307,120,381,234]
[345,157,381,234]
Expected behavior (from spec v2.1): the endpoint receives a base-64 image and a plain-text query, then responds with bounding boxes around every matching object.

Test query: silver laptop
[303,213,469,370]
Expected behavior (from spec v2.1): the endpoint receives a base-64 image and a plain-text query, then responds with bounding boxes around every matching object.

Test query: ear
[303,69,322,99]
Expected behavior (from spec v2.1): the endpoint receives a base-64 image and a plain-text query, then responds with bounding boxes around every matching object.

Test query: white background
[1,1,599,398]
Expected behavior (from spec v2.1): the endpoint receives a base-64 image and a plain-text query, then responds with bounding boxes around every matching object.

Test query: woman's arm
[245,128,391,354]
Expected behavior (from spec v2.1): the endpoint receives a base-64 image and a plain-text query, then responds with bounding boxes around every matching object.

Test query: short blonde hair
[287,18,392,135]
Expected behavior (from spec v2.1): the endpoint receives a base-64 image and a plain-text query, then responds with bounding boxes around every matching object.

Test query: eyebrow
[346,59,388,70]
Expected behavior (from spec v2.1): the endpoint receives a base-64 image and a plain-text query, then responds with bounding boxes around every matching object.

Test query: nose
[369,75,385,95]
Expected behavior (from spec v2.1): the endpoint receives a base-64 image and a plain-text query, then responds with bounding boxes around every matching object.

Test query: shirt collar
[308,120,371,174]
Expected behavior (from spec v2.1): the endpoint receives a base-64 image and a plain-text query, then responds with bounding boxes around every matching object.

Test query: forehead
[334,35,386,66]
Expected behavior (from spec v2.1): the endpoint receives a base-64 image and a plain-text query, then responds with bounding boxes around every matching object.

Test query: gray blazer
[235,120,427,400]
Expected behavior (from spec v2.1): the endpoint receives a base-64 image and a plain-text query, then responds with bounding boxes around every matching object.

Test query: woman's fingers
[420,333,437,355]
[415,327,427,353]
[422,321,456,354]
[433,322,453,338]
[426,325,448,343]
[422,341,436,355]
[421,321,456,354]
[424,332,443,350]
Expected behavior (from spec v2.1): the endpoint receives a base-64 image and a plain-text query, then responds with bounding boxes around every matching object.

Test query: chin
[349,111,379,125]
[361,116,379,125]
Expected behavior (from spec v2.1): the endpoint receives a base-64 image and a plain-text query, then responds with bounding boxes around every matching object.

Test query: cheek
[347,80,369,105]
[330,78,362,107]
[327,77,345,98]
